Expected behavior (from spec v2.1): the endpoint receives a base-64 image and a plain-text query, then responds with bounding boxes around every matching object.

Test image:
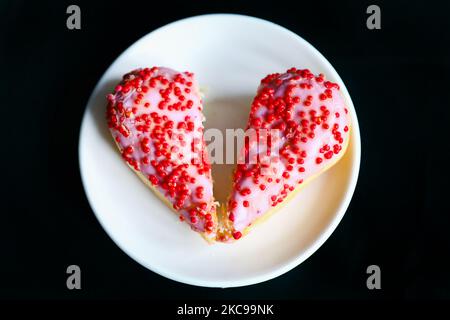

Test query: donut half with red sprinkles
[106,67,217,241]
[220,68,351,242]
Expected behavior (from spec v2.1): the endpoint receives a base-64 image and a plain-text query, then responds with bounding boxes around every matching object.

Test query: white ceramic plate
[79,14,361,288]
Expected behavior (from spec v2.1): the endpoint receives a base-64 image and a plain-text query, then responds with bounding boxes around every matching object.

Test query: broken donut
[106,67,351,243]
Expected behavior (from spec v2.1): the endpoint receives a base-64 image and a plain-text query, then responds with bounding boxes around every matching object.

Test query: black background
[1,0,449,300]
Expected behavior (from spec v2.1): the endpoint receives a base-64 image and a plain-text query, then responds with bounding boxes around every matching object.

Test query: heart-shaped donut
[106,67,350,243]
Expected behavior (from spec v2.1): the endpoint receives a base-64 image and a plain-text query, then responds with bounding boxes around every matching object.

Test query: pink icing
[227,68,351,236]
[106,67,216,238]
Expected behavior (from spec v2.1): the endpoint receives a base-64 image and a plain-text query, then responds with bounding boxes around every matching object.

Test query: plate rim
[78,13,361,288]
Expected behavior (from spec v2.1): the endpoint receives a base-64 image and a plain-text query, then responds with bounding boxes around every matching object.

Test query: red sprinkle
[232,231,242,240]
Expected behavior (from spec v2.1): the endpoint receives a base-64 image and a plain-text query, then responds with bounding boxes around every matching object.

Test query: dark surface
[1,0,449,300]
